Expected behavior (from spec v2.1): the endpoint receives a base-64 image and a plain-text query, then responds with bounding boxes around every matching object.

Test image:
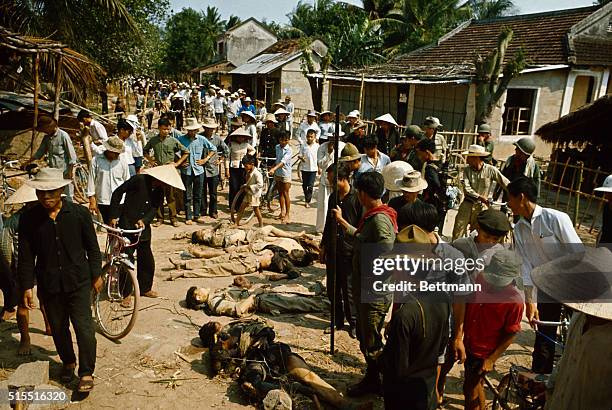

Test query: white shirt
[319,122,334,138]
[513,205,584,286]
[120,142,134,165]
[317,141,346,186]
[358,151,391,174]
[86,153,130,205]
[298,121,321,146]
[243,124,258,148]
[213,97,225,113]
[300,142,319,172]
[89,119,108,143]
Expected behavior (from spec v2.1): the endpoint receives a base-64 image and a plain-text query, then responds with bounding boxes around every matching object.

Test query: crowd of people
[0,80,610,410]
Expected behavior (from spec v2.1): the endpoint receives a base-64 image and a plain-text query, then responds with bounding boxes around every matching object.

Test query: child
[459,249,524,410]
[234,155,264,227]
[227,128,255,208]
[268,131,292,223]
[298,129,319,208]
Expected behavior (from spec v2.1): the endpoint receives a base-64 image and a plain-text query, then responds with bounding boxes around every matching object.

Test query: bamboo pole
[590,200,604,234]
[30,52,40,158]
[53,54,62,121]
[358,73,365,114]
[555,158,570,209]
[566,166,576,213]
[573,163,584,225]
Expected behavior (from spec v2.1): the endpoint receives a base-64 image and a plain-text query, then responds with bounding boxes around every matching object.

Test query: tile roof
[569,36,612,66]
[334,6,601,81]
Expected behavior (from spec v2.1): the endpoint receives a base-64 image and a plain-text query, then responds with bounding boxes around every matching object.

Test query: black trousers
[229,167,245,208]
[532,290,562,374]
[301,171,316,203]
[145,111,154,130]
[202,175,219,216]
[125,240,155,294]
[42,286,96,377]
[326,253,356,329]
[0,261,17,311]
[97,204,112,225]
[383,377,432,410]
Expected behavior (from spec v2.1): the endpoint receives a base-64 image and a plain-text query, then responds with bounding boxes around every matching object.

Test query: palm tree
[464,0,516,20]
[225,15,241,31]
[0,0,135,46]
[371,0,464,57]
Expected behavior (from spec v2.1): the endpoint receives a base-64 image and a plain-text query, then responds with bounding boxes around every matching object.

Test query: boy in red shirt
[461,249,524,410]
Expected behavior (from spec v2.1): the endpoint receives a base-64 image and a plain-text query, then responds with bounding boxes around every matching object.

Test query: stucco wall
[225,21,277,67]
[489,69,569,160]
[280,57,319,110]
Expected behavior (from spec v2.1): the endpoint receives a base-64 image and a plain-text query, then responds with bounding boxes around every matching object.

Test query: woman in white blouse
[227,128,256,209]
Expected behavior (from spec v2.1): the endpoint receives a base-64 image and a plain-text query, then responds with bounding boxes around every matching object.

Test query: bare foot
[18,338,31,355]
[304,203,310,208]
[1,309,16,321]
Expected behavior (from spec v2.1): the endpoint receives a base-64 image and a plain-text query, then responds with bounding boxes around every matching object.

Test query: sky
[168,0,596,24]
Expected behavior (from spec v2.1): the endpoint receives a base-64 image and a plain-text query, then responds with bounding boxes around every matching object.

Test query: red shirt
[464,275,524,359]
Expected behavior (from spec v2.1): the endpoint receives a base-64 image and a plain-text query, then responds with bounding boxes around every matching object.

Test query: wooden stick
[555,158,570,209]
[590,200,604,234]
[53,54,62,121]
[30,52,40,158]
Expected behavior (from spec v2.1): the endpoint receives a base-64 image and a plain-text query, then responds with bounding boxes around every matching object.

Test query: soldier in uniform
[476,123,495,165]
[415,138,448,231]
[423,116,447,165]
[452,145,510,240]
[499,137,540,199]
[390,125,423,170]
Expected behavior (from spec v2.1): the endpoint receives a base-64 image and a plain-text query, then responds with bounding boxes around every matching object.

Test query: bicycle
[488,316,570,410]
[92,220,144,340]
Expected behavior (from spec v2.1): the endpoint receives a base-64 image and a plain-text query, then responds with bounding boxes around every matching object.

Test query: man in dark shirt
[18,168,102,392]
[388,170,427,214]
[321,165,362,338]
[109,166,168,298]
[595,175,612,246]
[381,291,450,410]
[416,138,447,230]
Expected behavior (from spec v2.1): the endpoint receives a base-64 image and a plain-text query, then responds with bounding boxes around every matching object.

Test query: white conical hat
[5,184,37,205]
[143,164,185,191]
[374,113,398,126]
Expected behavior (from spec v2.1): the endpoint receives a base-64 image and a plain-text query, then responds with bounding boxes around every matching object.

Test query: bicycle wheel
[492,374,525,410]
[72,165,89,204]
[94,263,140,340]
[265,177,280,212]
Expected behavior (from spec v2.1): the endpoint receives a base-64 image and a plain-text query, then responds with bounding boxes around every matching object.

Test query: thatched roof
[0,27,103,102]
[536,95,612,145]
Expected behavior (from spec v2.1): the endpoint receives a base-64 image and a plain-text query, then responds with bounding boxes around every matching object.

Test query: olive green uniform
[452,163,510,240]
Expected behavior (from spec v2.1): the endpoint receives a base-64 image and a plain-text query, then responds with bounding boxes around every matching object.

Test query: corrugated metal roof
[229,51,300,75]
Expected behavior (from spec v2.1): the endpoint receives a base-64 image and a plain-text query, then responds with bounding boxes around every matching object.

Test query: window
[502,89,536,135]
[569,75,595,112]
[217,41,225,57]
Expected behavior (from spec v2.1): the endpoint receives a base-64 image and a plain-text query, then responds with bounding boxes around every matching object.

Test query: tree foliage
[287,0,385,67]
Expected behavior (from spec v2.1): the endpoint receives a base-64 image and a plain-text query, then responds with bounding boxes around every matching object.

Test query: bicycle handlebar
[93,220,145,235]
[533,319,569,327]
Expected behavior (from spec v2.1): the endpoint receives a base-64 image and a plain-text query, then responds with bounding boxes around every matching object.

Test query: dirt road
[0,156,535,409]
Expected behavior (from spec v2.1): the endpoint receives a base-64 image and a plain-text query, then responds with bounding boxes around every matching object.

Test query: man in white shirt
[316,128,345,232]
[507,176,584,374]
[284,95,294,137]
[298,129,319,208]
[87,137,130,224]
[298,110,321,147]
[356,135,391,176]
[213,92,226,132]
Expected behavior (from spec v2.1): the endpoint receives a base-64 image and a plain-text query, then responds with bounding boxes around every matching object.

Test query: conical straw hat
[5,184,37,205]
[143,164,185,191]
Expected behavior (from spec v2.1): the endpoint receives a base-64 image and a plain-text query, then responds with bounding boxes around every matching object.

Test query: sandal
[60,365,76,383]
[78,377,94,392]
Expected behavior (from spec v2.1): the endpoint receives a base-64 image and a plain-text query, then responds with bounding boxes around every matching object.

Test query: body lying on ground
[199,318,370,410]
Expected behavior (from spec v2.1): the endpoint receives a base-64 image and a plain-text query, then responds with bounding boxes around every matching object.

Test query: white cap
[347,110,360,118]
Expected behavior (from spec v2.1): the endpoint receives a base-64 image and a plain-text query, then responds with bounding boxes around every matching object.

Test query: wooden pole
[358,74,365,114]
[555,158,570,209]
[53,54,62,122]
[329,104,340,356]
[573,162,584,225]
[30,52,40,158]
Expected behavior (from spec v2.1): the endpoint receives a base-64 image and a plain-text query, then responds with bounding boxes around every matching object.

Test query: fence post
[573,162,584,225]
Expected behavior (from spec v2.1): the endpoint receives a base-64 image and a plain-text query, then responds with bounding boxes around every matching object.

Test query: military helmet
[514,137,536,156]
[477,123,492,134]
